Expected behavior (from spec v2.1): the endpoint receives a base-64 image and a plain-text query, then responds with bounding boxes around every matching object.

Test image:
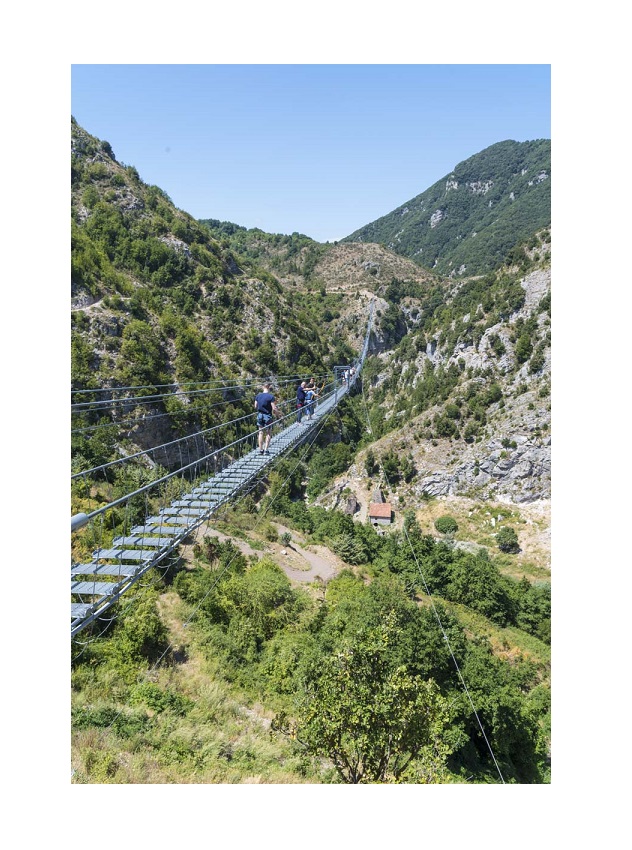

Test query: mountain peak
[342,139,550,277]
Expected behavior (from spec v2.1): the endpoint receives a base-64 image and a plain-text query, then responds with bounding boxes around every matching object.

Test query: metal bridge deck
[71,384,349,636]
[71,302,374,636]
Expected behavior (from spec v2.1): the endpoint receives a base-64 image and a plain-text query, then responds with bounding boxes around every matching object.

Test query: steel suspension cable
[71,372,332,399]
[71,384,304,435]
[357,379,506,784]
[71,398,252,435]
[71,374,320,413]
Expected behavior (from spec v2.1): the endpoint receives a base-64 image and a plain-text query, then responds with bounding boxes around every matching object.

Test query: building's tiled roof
[368,502,392,519]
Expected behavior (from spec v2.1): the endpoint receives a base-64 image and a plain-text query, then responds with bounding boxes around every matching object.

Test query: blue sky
[71,64,550,242]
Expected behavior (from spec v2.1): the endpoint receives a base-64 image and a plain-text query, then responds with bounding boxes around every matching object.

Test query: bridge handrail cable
[71,377,340,530]
[71,391,310,481]
[71,373,333,412]
[71,371,333,398]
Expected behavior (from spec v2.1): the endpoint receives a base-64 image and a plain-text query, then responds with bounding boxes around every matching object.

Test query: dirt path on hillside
[274,523,341,583]
[183,522,342,585]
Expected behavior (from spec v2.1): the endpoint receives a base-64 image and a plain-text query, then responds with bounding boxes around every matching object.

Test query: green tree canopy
[276,613,452,783]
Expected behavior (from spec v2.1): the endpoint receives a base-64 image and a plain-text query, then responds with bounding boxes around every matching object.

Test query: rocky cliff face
[318,259,551,507]
[411,266,551,404]
[411,435,550,503]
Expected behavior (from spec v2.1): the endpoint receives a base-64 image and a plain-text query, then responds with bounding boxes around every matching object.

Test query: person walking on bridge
[254,382,280,455]
[296,380,307,423]
[305,384,318,420]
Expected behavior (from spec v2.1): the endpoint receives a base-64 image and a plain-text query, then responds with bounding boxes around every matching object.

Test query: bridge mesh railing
[71,301,374,635]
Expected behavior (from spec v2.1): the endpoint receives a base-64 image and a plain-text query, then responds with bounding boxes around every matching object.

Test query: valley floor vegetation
[71,496,550,784]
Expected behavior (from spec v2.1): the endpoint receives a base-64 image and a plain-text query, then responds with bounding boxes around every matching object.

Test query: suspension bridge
[71,303,374,637]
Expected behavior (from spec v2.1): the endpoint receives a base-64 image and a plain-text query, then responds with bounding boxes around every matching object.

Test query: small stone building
[368,501,392,528]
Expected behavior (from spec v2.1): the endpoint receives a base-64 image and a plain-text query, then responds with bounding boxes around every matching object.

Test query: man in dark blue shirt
[254,383,279,455]
[296,380,307,423]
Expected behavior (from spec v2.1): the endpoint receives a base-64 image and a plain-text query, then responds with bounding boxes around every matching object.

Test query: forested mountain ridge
[71,118,357,465]
[342,139,550,277]
[71,119,356,381]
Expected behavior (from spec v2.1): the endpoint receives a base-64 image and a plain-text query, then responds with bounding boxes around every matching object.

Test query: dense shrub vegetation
[72,505,550,783]
[434,515,458,535]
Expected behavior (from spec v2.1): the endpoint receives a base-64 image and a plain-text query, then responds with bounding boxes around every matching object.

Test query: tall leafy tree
[275,613,451,783]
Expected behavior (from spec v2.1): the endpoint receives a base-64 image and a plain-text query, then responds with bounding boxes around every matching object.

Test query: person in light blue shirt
[305,386,318,420]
